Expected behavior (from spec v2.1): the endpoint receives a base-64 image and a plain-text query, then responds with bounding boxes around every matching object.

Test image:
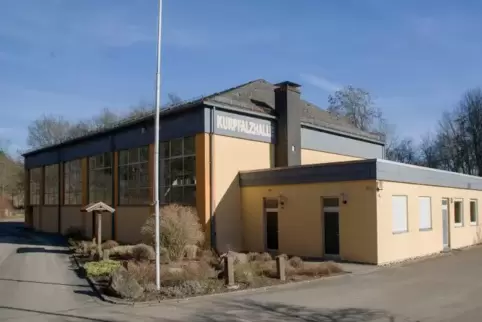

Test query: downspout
[210,106,216,250]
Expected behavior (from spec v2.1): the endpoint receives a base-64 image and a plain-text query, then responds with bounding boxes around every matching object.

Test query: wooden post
[276,256,286,281]
[96,210,102,258]
[224,256,235,286]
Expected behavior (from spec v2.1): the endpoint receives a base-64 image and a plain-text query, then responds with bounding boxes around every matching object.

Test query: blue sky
[1,0,482,154]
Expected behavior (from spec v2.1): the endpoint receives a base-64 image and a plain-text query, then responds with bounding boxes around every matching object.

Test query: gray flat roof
[239,159,482,191]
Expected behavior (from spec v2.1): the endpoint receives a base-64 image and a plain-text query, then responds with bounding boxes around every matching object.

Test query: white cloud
[299,74,341,93]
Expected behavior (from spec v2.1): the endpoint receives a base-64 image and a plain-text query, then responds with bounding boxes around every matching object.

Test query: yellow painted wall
[301,149,361,165]
[241,180,378,263]
[213,135,273,253]
[60,207,84,235]
[116,206,151,244]
[40,206,58,233]
[377,181,482,264]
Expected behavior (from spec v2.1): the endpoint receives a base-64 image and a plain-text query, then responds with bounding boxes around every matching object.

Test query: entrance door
[323,198,340,255]
[442,198,450,249]
[266,211,279,250]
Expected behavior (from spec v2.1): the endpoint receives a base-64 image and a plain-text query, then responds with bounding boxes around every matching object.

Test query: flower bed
[68,204,345,302]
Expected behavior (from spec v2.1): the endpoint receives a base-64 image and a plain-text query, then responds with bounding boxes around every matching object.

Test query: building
[23,79,482,264]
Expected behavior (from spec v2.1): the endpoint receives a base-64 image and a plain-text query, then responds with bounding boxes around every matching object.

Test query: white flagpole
[154,0,163,291]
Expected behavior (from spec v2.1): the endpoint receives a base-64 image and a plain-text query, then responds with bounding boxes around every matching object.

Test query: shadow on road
[0,277,90,288]
[16,247,71,254]
[0,221,67,247]
[188,299,417,322]
[0,305,116,322]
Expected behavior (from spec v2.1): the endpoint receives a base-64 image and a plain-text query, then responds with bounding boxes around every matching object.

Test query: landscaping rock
[220,251,248,265]
[109,266,144,300]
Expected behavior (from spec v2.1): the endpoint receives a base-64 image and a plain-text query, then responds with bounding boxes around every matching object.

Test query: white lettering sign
[216,115,272,138]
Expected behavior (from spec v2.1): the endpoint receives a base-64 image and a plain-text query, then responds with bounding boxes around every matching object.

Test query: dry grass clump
[101,240,119,250]
[288,256,303,268]
[287,261,343,277]
[125,261,156,287]
[132,244,155,262]
[141,204,204,261]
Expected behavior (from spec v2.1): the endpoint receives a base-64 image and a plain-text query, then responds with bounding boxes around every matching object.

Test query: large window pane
[171,138,183,157]
[64,159,82,205]
[470,200,478,224]
[89,152,113,204]
[454,200,463,226]
[44,164,59,205]
[29,168,42,205]
[159,136,196,206]
[118,146,150,205]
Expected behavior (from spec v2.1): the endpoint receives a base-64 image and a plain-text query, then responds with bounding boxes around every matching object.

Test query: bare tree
[27,115,72,149]
[328,86,382,132]
[26,92,184,149]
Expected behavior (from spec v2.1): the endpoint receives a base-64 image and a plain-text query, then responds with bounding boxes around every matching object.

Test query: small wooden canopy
[81,201,115,214]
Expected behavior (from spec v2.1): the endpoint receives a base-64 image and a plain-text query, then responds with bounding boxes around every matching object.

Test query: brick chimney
[274,81,301,167]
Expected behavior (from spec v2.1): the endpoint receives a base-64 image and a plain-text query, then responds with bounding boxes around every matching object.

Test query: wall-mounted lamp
[278,193,287,209]
[376,181,384,192]
[341,193,348,205]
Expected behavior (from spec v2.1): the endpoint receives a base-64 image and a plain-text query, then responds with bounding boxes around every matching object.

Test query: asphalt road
[1,220,482,321]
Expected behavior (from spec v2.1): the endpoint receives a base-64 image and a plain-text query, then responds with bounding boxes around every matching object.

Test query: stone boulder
[109,266,144,300]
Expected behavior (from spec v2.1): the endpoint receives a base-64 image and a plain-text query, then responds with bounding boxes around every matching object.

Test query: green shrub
[102,240,119,250]
[84,260,121,277]
[288,256,304,268]
[132,243,155,262]
[141,204,204,261]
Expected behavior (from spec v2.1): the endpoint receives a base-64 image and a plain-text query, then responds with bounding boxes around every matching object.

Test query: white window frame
[470,199,478,226]
[418,196,432,231]
[392,195,408,234]
[454,199,464,227]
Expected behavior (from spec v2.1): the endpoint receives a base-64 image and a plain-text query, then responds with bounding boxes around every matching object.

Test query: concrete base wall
[60,207,84,235]
[41,206,58,233]
[116,206,151,244]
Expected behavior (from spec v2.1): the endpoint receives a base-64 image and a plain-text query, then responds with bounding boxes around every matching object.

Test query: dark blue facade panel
[159,108,206,141]
[62,135,112,161]
[25,150,60,169]
[24,107,208,169]
[113,122,154,151]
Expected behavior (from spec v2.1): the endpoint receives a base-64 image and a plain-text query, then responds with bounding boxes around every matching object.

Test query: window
[64,159,82,205]
[29,168,41,205]
[470,199,478,225]
[160,137,196,206]
[392,195,408,233]
[44,164,59,205]
[418,197,432,230]
[454,200,463,226]
[89,153,113,204]
[119,146,150,205]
